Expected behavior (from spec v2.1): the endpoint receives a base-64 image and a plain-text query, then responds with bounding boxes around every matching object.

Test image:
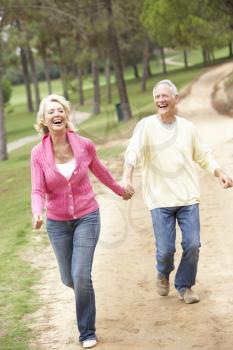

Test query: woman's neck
[50,130,68,147]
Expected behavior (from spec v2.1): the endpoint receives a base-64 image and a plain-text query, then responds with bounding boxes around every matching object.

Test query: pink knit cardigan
[31,130,125,220]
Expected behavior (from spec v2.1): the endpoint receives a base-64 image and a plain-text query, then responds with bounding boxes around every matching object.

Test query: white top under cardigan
[56,158,76,180]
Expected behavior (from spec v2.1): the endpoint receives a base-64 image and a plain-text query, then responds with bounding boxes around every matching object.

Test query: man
[122,79,232,304]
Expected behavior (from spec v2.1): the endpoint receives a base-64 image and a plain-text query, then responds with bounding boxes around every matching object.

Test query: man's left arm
[193,127,233,189]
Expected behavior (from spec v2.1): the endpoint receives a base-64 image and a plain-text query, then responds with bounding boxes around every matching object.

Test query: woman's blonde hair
[35,94,76,135]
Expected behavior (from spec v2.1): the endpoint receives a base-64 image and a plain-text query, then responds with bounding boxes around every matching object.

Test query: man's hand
[121,164,135,200]
[32,214,43,230]
[123,184,135,200]
[215,168,233,189]
[121,179,135,200]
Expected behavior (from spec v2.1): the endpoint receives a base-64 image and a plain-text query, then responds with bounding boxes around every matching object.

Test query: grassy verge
[0,143,41,350]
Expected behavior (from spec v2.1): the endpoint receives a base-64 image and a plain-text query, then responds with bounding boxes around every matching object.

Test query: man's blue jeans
[46,209,100,343]
[151,204,201,293]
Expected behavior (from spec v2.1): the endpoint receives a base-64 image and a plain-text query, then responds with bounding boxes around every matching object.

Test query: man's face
[154,84,178,117]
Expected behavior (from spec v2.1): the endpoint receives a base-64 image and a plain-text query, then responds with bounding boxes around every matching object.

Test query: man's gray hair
[152,79,178,99]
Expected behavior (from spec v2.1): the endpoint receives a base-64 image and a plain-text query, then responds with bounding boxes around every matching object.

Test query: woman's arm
[88,142,133,198]
[31,149,46,228]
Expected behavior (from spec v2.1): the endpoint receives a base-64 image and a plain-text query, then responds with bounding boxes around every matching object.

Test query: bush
[1,78,12,104]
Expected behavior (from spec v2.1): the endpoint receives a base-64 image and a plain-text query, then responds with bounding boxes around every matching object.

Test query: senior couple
[31,80,232,348]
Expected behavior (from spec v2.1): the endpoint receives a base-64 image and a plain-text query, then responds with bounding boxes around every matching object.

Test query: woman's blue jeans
[151,204,201,293]
[46,209,100,343]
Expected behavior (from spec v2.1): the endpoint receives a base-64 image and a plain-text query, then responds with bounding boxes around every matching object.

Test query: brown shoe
[178,288,200,304]
[157,274,169,296]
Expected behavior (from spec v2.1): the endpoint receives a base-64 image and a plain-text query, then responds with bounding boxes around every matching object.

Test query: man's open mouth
[158,104,168,109]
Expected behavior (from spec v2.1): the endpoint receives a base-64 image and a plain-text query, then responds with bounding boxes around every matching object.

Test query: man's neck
[158,113,176,124]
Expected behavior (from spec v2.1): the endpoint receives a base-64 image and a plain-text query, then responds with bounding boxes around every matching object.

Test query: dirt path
[29,62,233,350]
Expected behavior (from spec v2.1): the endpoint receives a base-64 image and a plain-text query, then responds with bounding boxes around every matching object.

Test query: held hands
[32,214,43,230]
[121,179,135,200]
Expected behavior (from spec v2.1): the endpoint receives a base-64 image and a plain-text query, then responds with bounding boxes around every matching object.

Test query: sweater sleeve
[192,127,219,175]
[88,142,125,197]
[124,118,146,167]
[31,149,46,216]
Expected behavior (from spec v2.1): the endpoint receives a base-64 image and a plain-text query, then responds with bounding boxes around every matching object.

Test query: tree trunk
[104,0,132,121]
[42,54,52,94]
[132,63,140,79]
[210,50,215,61]
[78,67,84,105]
[147,61,152,77]
[141,39,150,92]
[91,48,100,115]
[160,47,167,74]
[60,65,69,100]
[105,56,112,104]
[183,50,188,68]
[229,40,233,57]
[27,47,40,110]
[202,48,208,65]
[20,47,34,112]
[56,37,69,100]
[0,54,7,160]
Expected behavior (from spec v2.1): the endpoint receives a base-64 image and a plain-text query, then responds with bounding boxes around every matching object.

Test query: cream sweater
[124,115,219,209]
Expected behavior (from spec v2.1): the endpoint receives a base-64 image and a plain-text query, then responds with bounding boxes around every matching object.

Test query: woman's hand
[122,180,135,200]
[32,214,43,230]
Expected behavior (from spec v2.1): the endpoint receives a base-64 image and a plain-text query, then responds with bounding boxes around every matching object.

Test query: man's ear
[175,94,179,103]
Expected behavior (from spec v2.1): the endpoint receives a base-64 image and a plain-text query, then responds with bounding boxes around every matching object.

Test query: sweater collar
[42,130,82,169]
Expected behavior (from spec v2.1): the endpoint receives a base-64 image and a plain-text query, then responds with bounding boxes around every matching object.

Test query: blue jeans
[151,204,200,293]
[46,209,100,343]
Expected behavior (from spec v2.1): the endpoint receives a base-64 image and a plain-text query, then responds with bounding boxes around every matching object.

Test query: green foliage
[141,0,232,51]
[1,78,12,104]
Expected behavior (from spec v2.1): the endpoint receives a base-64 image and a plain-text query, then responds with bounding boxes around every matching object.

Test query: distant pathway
[165,54,184,66]
[7,109,90,153]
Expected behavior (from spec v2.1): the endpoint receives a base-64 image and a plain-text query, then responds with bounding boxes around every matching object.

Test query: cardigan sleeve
[88,142,125,197]
[31,148,46,216]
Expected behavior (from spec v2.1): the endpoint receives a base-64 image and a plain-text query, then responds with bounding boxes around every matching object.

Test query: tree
[104,0,132,121]
[0,10,8,160]
[142,0,231,67]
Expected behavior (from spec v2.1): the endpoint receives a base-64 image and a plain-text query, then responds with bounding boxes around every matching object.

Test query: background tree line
[0,0,233,160]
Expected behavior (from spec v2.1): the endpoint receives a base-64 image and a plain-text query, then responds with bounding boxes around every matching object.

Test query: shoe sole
[178,295,200,304]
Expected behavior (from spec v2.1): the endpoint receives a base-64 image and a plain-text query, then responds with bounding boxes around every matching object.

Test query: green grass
[166,46,230,67]
[0,143,41,350]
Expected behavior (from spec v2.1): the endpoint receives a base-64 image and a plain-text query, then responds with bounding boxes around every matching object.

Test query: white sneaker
[82,339,97,348]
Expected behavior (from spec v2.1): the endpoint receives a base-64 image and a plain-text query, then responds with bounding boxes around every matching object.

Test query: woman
[31,94,133,349]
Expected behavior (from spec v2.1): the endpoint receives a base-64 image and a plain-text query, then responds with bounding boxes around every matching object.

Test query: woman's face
[43,101,68,133]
